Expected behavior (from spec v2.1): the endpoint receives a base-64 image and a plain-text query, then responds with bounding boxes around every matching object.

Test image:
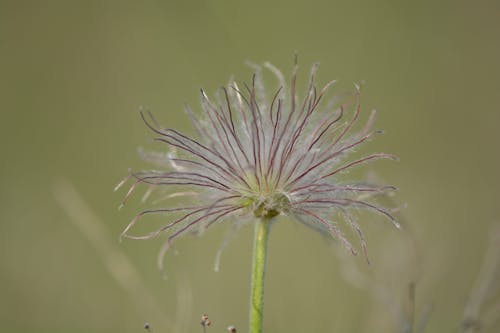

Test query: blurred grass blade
[53,178,172,330]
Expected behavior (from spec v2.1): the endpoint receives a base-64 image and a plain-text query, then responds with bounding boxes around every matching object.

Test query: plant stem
[249,218,271,333]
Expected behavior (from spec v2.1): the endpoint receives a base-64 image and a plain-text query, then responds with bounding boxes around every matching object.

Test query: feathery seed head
[116,59,399,268]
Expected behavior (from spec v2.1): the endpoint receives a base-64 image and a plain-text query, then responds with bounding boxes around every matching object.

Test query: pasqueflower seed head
[116,60,399,268]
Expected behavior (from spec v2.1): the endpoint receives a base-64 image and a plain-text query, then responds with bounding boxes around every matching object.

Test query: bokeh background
[1,1,500,332]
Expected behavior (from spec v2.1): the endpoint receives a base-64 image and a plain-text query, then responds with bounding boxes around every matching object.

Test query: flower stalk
[249,218,271,333]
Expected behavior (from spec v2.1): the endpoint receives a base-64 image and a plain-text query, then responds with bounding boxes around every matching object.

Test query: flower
[116,60,399,268]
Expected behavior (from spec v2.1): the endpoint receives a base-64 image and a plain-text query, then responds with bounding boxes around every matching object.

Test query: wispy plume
[116,58,399,269]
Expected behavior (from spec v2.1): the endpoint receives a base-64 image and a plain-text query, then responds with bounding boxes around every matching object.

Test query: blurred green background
[1,1,500,332]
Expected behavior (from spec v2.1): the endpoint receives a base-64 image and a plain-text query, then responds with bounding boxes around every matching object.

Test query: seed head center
[252,192,290,219]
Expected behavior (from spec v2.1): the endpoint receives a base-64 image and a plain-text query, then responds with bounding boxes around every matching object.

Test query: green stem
[249,218,271,333]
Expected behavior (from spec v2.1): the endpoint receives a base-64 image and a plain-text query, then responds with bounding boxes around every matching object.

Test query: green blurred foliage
[1,0,499,332]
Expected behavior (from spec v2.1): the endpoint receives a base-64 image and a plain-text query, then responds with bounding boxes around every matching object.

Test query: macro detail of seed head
[116,59,399,269]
